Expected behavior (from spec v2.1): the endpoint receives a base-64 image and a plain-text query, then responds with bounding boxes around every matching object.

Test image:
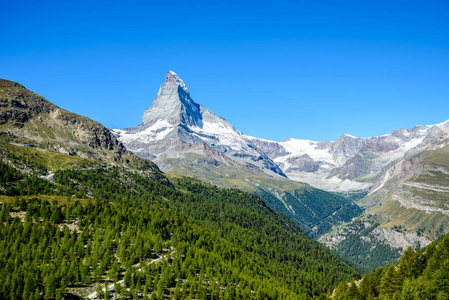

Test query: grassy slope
[321,145,449,271]
[364,145,449,239]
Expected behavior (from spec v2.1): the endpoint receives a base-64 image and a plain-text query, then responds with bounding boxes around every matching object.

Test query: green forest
[332,219,402,271]
[0,152,360,299]
[333,233,449,300]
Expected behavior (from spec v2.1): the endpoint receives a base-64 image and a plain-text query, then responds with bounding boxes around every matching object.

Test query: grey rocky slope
[114,71,362,238]
[0,78,163,179]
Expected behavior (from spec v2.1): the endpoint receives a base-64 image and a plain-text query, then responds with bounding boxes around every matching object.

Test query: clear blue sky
[2,0,449,141]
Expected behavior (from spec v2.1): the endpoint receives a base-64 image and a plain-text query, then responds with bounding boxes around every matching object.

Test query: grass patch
[0,194,88,205]
[0,141,97,171]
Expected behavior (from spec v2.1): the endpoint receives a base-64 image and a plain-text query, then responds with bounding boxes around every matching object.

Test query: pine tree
[379,264,403,298]
[174,281,182,299]
[124,269,132,287]
[346,282,362,300]
[333,281,349,299]
[197,285,207,300]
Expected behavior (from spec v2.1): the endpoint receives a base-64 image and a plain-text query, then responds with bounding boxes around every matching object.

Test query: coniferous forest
[333,234,449,300]
[0,150,360,299]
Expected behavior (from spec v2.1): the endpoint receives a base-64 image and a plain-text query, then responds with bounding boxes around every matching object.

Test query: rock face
[114,71,286,178]
[372,228,431,249]
[0,78,162,177]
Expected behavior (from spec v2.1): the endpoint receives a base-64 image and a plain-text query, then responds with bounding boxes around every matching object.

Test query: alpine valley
[114,71,449,270]
[1,71,449,300]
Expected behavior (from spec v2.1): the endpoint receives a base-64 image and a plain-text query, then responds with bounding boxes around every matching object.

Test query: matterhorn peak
[114,70,287,182]
[165,70,189,95]
[132,70,201,129]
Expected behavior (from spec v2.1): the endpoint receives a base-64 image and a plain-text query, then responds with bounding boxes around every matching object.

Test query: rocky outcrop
[372,228,431,249]
[0,79,55,126]
[249,138,290,158]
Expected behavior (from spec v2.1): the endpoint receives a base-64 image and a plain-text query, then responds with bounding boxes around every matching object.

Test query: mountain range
[113,71,449,269]
[248,120,449,193]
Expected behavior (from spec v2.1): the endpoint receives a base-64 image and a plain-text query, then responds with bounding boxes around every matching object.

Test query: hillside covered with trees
[333,233,449,300]
[0,144,360,299]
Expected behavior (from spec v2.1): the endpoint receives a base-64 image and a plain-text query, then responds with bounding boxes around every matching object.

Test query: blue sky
[2,0,449,141]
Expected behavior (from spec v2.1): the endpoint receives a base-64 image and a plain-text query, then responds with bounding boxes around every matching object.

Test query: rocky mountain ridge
[248,119,449,192]
[0,79,163,179]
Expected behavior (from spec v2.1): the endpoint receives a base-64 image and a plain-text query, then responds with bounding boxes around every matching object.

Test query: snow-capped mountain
[113,71,285,178]
[247,120,449,192]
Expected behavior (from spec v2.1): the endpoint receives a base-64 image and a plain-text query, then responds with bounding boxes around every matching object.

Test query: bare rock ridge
[0,78,163,177]
[114,71,286,178]
[247,120,449,192]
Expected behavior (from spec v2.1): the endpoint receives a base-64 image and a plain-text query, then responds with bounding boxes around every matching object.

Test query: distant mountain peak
[135,71,201,129]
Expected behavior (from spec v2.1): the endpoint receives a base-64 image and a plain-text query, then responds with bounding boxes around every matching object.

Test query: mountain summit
[139,70,200,129]
[113,71,285,177]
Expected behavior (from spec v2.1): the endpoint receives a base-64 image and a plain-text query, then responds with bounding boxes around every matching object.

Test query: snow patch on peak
[113,120,174,143]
